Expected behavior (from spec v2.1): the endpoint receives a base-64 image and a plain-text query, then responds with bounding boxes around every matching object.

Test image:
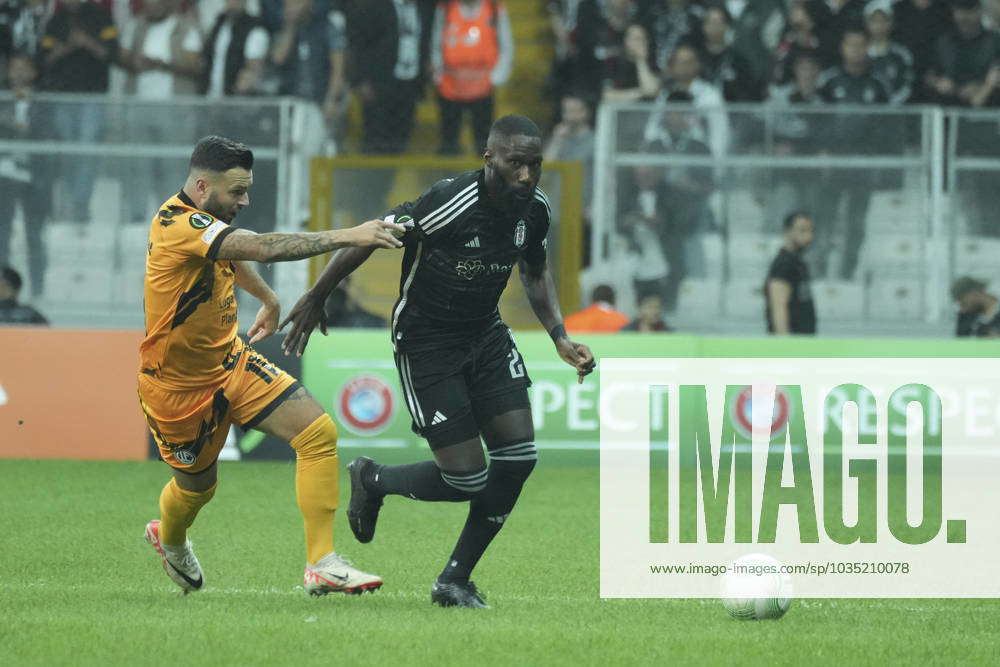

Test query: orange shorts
[138,338,299,473]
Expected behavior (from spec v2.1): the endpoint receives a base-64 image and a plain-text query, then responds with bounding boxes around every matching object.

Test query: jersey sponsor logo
[456,259,484,280]
[200,220,228,245]
[336,374,396,436]
[514,219,526,248]
[189,212,215,229]
[455,259,512,280]
[730,385,791,440]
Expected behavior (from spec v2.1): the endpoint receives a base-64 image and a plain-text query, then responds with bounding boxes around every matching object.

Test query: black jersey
[385,169,551,351]
[765,248,816,335]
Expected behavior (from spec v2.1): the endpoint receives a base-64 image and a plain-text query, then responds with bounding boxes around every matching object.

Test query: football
[719,553,793,620]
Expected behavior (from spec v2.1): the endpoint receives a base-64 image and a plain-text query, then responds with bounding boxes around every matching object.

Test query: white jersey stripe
[419,182,477,229]
[534,192,551,218]
[397,354,422,427]
[402,354,425,427]
[391,241,424,345]
[425,196,478,235]
[421,189,477,231]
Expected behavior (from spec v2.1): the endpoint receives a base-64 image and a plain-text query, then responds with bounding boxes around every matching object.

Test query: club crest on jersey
[189,212,214,229]
[514,219,527,248]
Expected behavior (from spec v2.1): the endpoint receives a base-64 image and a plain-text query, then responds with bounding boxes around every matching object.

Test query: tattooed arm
[215,219,404,263]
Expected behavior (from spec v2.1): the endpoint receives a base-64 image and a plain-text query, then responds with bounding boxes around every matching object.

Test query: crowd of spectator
[1,0,997,330]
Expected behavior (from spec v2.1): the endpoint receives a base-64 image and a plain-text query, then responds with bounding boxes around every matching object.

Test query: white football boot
[303,552,383,596]
[144,520,205,594]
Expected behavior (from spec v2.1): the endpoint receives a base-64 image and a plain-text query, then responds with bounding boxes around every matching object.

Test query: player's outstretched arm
[234,261,280,344]
[279,246,377,357]
[518,257,596,383]
[214,218,405,263]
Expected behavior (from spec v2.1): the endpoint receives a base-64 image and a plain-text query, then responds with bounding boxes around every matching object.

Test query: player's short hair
[1,266,23,293]
[783,211,811,230]
[592,284,616,305]
[489,115,541,143]
[190,135,254,173]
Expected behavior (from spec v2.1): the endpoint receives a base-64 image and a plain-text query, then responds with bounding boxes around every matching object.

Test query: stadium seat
[724,279,766,319]
[811,281,865,321]
[676,279,722,316]
[866,278,924,321]
[726,234,783,278]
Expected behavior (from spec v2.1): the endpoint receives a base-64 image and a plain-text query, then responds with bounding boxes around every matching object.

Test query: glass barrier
[594,103,940,334]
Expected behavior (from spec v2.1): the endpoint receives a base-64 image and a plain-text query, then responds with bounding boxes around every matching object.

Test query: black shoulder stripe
[207,226,236,261]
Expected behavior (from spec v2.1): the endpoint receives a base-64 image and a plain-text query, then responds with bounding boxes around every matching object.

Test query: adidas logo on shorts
[431,411,448,425]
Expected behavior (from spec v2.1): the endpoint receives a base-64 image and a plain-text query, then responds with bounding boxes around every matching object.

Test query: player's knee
[489,441,537,480]
[290,413,338,459]
[440,466,489,495]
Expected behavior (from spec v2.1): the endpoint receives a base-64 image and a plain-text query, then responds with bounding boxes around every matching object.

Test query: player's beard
[203,192,236,223]
[502,182,535,216]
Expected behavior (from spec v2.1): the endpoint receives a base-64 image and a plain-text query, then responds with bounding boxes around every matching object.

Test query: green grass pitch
[2,451,998,665]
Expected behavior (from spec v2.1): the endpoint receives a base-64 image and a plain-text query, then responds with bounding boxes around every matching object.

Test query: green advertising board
[300,331,1000,451]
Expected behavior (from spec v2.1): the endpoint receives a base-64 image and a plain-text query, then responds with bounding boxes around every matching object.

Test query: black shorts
[394,324,531,449]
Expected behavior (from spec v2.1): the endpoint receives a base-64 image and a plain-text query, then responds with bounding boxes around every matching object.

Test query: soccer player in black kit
[281,115,595,608]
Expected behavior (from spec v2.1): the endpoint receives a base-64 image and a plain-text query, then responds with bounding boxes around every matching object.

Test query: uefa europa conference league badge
[599,358,1000,610]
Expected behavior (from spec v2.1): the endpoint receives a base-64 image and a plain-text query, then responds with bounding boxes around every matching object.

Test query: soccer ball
[719,553,793,620]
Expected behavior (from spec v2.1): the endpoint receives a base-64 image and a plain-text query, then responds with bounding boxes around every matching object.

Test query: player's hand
[248,300,280,344]
[279,291,328,357]
[343,219,409,249]
[555,338,596,384]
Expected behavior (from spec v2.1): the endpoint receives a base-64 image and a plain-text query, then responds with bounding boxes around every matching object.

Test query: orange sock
[290,414,339,565]
[159,478,217,546]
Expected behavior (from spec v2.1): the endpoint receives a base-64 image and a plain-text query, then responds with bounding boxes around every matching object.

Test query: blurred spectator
[543,91,595,215]
[772,0,821,84]
[815,27,889,280]
[813,0,866,69]
[324,278,386,328]
[952,276,1000,337]
[640,0,700,72]
[644,43,729,158]
[40,0,118,224]
[600,22,660,102]
[765,211,816,335]
[0,0,52,61]
[433,0,513,155]
[640,91,714,286]
[0,266,47,325]
[571,0,637,101]
[0,54,48,299]
[893,0,952,101]
[545,0,584,101]
[620,188,672,310]
[696,3,763,102]
[769,49,825,225]
[200,0,269,98]
[987,0,1000,30]
[925,0,1000,106]
[622,293,672,331]
[348,0,431,155]
[865,0,915,104]
[268,0,342,105]
[565,284,628,332]
[723,0,786,87]
[119,0,202,221]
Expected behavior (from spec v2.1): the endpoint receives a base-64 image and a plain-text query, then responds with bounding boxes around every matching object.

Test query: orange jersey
[139,192,239,390]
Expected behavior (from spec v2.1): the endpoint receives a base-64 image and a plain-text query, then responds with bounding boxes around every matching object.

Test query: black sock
[439,456,536,583]
[368,460,470,502]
